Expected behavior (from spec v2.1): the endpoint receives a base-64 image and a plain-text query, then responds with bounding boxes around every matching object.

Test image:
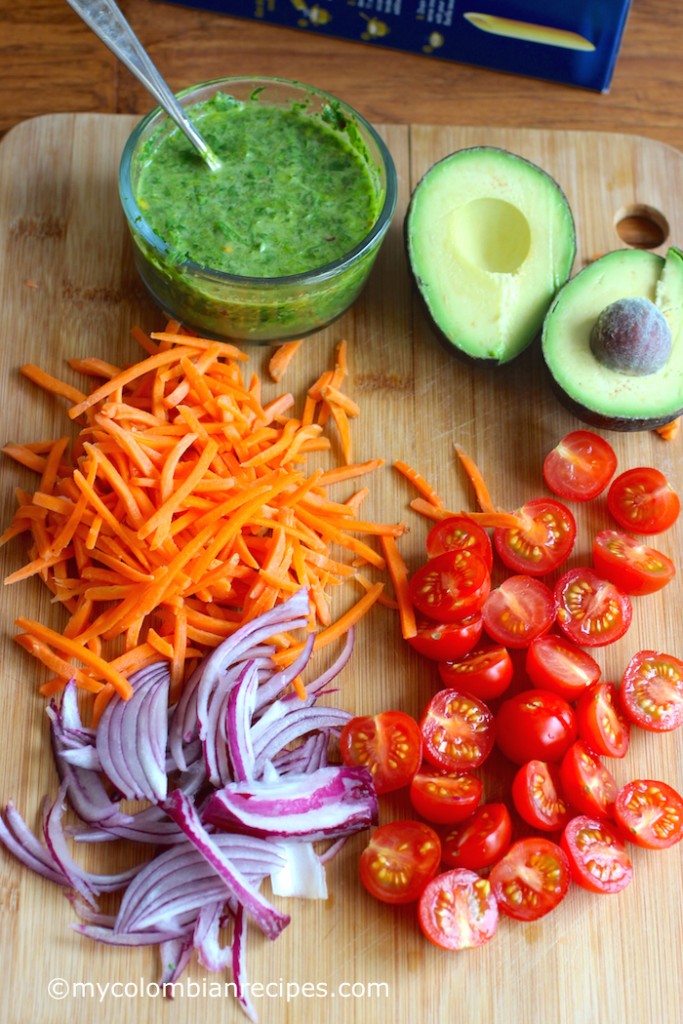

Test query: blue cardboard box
[159,0,632,92]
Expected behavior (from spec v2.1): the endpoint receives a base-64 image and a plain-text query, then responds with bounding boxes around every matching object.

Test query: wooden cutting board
[1,114,682,1024]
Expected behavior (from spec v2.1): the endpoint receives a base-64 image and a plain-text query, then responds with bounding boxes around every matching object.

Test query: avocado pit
[589,297,672,376]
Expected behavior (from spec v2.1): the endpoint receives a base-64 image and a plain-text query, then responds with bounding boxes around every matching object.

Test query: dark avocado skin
[404,146,575,368]
[544,367,683,432]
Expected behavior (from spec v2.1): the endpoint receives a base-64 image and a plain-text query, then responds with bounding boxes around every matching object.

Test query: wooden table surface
[2,0,683,149]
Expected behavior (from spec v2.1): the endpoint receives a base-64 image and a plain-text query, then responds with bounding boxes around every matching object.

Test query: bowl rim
[118,74,398,287]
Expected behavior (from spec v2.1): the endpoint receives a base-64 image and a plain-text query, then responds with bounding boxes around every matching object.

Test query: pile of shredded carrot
[0,323,404,722]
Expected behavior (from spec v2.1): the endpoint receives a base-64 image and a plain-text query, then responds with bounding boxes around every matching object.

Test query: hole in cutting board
[614,203,669,249]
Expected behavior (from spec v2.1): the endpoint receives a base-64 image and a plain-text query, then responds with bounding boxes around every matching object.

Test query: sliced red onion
[204,764,377,841]
[96,663,169,803]
[74,923,186,946]
[253,624,353,712]
[192,588,310,741]
[66,894,117,927]
[232,906,258,1024]
[193,901,232,973]
[43,782,99,907]
[226,660,259,783]
[252,708,351,774]
[49,693,125,825]
[271,731,328,776]
[58,747,102,771]
[0,804,69,886]
[162,790,290,940]
[269,841,328,899]
[114,834,286,935]
[159,935,195,988]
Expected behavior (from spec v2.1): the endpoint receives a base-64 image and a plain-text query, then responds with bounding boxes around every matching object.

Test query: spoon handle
[65,0,221,171]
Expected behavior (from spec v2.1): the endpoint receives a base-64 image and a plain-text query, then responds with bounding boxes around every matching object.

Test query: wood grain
[0,113,682,1024]
[2,0,683,150]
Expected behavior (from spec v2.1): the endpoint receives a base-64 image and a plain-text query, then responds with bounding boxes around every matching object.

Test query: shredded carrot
[656,417,680,441]
[393,460,443,508]
[2,325,396,714]
[453,444,496,513]
[268,340,303,382]
[380,536,417,639]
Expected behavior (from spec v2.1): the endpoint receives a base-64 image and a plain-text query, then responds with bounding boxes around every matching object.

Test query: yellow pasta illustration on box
[464,11,595,51]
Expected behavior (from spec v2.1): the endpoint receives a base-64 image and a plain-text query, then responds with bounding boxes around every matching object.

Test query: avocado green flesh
[406,148,576,363]
[542,248,683,424]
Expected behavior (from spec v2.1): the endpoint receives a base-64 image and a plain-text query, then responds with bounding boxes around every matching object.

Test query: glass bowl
[118,76,397,343]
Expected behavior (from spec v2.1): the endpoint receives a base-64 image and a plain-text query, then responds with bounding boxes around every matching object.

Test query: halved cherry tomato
[493,498,576,577]
[511,759,573,832]
[495,689,577,765]
[542,430,617,502]
[559,740,618,820]
[575,681,630,759]
[613,778,683,849]
[482,574,556,649]
[440,802,512,870]
[607,466,680,535]
[620,650,683,733]
[339,710,422,794]
[592,529,676,596]
[554,567,632,648]
[406,613,483,661]
[418,869,499,950]
[360,820,442,904]
[409,766,483,825]
[420,689,495,773]
[408,549,491,623]
[525,634,601,701]
[489,837,571,921]
[437,644,514,701]
[426,515,493,570]
[561,815,632,893]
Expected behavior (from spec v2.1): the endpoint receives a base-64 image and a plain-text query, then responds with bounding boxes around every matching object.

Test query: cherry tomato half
[592,529,676,596]
[420,689,495,773]
[559,740,618,820]
[437,644,514,701]
[409,765,483,825]
[408,549,491,623]
[406,613,483,661]
[511,759,573,832]
[493,498,576,577]
[440,802,513,870]
[360,820,442,904]
[575,681,630,759]
[607,466,680,535]
[525,634,601,701]
[620,650,683,733]
[489,837,571,921]
[418,869,499,950]
[614,778,683,850]
[554,568,632,648]
[482,575,556,649]
[495,689,577,765]
[339,710,422,794]
[561,816,632,894]
[426,515,493,570]
[542,430,617,502]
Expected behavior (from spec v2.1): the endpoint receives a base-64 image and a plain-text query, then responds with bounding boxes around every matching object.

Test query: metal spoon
[65,0,221,171]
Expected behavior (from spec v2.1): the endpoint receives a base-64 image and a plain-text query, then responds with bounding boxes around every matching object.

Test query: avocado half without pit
[405,146,577,364]
[542,247,683,430]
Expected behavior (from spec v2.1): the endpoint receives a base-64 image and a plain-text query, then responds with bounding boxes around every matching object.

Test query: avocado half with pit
[542,247,683,430]
[405,147,576,364]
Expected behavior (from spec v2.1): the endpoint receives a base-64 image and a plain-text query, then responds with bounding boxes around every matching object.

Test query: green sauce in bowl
[119,78,397,343]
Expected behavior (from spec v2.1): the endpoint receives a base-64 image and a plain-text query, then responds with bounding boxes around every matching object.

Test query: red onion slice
[204,764,378,841]
[162,790,290,941]
[193,901,232,973]
[96,664,169,803]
